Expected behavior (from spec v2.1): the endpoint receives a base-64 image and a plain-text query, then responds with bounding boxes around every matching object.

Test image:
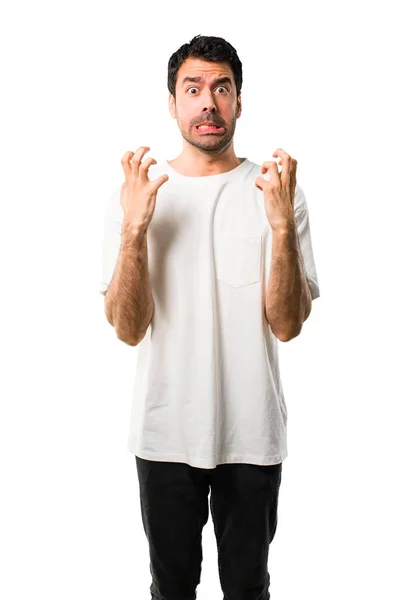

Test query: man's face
[169,58,242,154]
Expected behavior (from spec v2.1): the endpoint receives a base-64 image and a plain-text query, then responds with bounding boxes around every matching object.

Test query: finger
[129,146,151,178]
[260,161,280,185]
[121,151,135,180]
[289,158,297,180]
[139,156,158,182]
[149,173,169,193]
[289,159,298,201]
[272,148,291,181]
[272,148,290,161]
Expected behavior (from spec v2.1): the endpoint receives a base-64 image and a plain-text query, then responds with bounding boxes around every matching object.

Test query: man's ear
[168,93,176,119]
[237,94,242,118]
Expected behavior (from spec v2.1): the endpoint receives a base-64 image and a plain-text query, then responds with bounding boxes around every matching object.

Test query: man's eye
[187,86,229,94]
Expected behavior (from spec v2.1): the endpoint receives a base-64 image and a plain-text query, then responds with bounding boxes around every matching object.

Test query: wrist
[271,221,295,235]
[122,221,147,246]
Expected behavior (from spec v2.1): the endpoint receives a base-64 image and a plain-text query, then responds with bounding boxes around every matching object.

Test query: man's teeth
[198,125,219,129]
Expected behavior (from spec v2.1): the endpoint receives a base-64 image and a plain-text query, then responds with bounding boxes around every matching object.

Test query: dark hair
[167,35,243,99]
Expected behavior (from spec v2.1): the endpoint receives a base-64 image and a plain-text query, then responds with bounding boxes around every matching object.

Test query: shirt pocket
[215,233,262,288]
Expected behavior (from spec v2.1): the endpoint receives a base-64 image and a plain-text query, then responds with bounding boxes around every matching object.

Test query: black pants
[135,455,283,600]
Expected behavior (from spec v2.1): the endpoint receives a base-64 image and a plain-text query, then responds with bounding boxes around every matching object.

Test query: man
[100,35,320,600]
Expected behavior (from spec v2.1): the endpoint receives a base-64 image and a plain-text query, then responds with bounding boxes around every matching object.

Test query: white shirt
[100,157,320,468]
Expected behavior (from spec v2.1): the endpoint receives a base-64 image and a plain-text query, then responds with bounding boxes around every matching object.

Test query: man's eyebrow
[180,76,233,87]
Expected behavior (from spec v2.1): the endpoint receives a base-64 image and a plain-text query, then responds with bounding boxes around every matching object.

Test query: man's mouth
[195,123,225,133]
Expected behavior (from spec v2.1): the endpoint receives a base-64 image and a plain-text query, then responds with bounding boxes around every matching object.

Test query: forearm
[105,223,154,345]
[265,220,312,341]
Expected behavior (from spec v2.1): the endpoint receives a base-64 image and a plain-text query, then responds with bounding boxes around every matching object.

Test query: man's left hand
[255,148,297,233]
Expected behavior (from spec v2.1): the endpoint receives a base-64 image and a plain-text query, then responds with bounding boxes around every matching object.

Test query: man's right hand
[120,146,169,234]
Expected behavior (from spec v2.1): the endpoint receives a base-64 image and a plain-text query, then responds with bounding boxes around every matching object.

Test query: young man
[100,34,320,600]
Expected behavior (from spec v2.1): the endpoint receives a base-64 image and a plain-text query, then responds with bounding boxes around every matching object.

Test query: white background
[1,1,399,598]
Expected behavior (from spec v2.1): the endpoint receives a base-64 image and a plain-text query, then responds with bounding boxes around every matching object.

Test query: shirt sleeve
[99,186,124,296]
[292,183,320,300]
